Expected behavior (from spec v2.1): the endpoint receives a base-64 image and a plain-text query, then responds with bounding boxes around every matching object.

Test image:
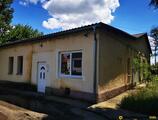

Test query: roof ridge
[0,22,147,48]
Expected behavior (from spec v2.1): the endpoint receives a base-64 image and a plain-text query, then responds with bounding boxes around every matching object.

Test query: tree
[3,24,43,43]
[0,1,43,44]
[150,0,158,8]
[0,0,13,40]
[150,27,158,64]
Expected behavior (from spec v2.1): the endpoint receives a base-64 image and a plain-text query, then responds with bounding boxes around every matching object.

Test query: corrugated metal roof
[132,33,146,38]
[0,22,150,54]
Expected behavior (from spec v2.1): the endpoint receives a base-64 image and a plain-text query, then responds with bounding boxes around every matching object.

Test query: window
[61,53,70,75]
[17,56,23,75]
[8,57,14,74]
[127,58,131,83]
[60,51,82,77]
[71,52,82,76]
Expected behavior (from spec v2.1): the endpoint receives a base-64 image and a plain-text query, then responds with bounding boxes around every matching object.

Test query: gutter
[93,25,98,101]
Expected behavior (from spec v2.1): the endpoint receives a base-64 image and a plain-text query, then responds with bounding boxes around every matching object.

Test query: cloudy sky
[12,0,158,35]
[12,0,158,34]
[16,0,120,30]
[11,0,158,64]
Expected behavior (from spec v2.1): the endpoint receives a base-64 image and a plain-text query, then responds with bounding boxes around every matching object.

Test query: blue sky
[12,1,52,34]
[12,0,158,35]
[111,0,158,34]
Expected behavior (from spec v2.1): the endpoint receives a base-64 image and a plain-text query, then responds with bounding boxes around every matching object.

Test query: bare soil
[0,101,47,120]
[0,91,105,120]
[0,84,147,120]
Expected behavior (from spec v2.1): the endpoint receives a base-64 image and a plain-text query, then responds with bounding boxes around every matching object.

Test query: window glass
[61,53,70,75]
[60,51,82,77]
[8,57,14,74]
[127,58,131,83]
[40,72,42,79]
[17,56,23,75]
[43,72,45,79]
[71,52,82,76]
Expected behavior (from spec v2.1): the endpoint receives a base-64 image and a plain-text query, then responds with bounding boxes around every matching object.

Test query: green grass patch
[119,77,158,115]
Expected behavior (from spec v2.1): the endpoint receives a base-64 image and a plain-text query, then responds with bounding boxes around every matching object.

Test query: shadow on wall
[99,63,128,91]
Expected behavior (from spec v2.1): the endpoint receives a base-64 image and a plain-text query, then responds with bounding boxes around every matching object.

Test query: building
[0,22,151,102]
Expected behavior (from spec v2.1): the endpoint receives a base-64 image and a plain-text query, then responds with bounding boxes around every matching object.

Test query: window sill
[59,75,83,80]
[8,73,13,75]
[16,73,23,75]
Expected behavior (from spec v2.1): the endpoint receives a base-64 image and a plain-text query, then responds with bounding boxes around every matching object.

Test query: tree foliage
[150,0,158,8]
[151,63,158,75]
[132,56,151,81]
[150,27,158,64]
[1,24,43,43]
[0,1,43,44]
[0,0,13,38]
[151,27,158,41]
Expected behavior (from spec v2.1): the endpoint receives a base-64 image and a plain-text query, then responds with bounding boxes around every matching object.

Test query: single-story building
[0,22,151,102]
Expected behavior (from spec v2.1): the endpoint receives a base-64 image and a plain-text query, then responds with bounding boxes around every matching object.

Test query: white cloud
[42,18,62,29]
[42,0,120,30]
[19,1,27,6]
[20,0,120,30]
[19,0,45,6]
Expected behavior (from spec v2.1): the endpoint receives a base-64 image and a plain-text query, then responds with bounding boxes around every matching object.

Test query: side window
[8,57,14,74]
[127,58,131,83]
[60,53,71,75]
[59,51,82,77]
[17,56,23,75]
[71,52,82,76]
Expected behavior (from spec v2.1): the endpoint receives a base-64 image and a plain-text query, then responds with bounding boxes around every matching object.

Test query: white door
[37,62,46,93]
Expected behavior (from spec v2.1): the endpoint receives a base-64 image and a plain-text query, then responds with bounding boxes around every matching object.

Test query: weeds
[119,76,158,115]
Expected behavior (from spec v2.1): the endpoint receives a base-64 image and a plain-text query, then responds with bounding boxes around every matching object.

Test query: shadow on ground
[0,94,83,120]
[0,87,106,120]
[88,107,147,120]
[0,82,147,120]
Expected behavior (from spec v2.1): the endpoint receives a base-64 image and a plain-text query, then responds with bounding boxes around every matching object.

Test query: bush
[151,63,158,75]
[119,79,158,115]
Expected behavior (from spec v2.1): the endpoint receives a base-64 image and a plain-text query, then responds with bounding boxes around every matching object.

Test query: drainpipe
[93,25,98,101]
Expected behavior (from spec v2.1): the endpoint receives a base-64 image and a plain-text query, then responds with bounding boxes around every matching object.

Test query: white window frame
[59,50,83,79]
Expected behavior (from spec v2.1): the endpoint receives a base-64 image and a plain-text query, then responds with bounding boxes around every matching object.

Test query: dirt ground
[91,90,132,109]
[0,101,47,120]
[89,86,147,119]
[91,84,147,109]
[0,94,105,120]
[0,85,146,120]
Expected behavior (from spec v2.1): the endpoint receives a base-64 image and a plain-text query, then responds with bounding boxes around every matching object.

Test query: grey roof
[133,33,152,53]
[0,22,137,48]
[0,22,151,54]
[132,33,147,38]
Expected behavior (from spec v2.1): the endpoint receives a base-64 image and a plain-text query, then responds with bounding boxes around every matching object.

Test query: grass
[119,76,158,115]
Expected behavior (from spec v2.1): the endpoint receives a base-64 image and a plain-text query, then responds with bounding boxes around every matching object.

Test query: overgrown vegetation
[151,63,158,75]
[119,75,158,115]
[132,56,151,82]
[0,0,14,43]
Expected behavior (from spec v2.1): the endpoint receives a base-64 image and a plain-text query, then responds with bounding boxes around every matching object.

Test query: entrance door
[37,62,46,93]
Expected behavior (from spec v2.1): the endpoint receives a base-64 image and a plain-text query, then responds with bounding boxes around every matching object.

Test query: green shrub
[119,80,158,115]
[151,63,158,75]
